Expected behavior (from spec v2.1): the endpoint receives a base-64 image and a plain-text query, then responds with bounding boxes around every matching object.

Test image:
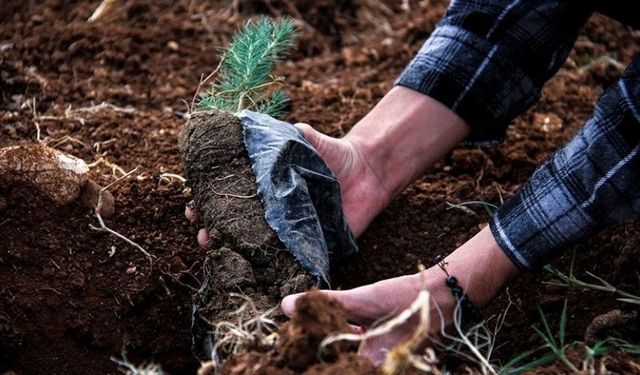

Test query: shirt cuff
[486,166,595,271]
[395,25,539,145]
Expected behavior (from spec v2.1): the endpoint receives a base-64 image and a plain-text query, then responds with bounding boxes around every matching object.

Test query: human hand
[294,123,392,237]
[184,120,391,246]
[281,226,520,364]
[294,86,471,237]
[281,271,447,365]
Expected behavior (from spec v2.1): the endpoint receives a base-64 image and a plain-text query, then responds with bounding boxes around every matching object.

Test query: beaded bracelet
[434,255,484,323]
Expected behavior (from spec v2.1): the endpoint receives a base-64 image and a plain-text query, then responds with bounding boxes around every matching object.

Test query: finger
[185,205,199,223]
[197,228,210,249]
[293,122,312,136]
[360,335,394,365]
[348,324,364,334]
[294,123,322,149]
[281,289,373,327]
[281,292,304,317]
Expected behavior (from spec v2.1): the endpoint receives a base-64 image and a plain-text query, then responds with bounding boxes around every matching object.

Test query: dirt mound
[0,144,199,374]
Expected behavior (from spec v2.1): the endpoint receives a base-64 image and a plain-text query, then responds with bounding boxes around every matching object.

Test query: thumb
[281,292,304,317]
[294,123,325,150]
[293,123,353,178]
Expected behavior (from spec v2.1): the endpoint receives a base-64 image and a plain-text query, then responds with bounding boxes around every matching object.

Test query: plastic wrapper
[239,110,358,286]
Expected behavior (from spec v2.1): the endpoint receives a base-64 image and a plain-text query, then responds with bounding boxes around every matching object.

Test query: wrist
[414,226,519,327]
[345,86,470,200]
[437,226,519,308]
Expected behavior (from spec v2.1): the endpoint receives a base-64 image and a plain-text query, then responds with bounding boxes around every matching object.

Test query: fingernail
[197,228,210,249]
[281,294,299,316]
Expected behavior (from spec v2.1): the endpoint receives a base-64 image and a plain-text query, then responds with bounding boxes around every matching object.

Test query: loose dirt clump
[217,291,378,375]
[0,143,113,214]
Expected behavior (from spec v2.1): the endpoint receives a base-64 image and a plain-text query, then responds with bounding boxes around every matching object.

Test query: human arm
[297,0,596,236]
[491,55,640,270]
[282,225,520,364]
[187,1,595,244]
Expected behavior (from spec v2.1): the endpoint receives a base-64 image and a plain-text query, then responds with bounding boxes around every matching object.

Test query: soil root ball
[0,143,113,215]
[180,110,317,363]
[276,291,355,370]
[178,110,276,251]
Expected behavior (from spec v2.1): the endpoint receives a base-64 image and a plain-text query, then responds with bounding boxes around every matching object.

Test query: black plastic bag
[239,110,358,286]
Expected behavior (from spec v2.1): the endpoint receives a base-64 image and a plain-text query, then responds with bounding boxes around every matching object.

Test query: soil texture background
[1,1,639,374]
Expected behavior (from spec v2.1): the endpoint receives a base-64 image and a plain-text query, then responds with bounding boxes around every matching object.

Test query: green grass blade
[559,300,568,346]
[536,307,558,349]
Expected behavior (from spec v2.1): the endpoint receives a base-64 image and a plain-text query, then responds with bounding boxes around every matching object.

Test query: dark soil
[1,0,639,374]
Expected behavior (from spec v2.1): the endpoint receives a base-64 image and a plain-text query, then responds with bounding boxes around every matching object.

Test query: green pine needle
[256,89,290,118]
[196,17,297,118]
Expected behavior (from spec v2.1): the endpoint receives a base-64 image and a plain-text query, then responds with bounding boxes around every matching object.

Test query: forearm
[335,226,518,329]
[345,86,470,200]
[432,226,519,307]
[396,0,591,144]
[490,55,640,270]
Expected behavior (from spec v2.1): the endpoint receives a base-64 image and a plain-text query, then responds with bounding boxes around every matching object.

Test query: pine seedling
[196,17,298,118]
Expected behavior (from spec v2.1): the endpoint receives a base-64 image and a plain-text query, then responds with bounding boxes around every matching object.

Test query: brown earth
[1,0,639,374]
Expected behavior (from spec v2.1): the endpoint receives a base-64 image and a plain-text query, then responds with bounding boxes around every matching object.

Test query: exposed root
[158,172,187,183]
[320,268,439,375]
[88,0,119,23]
[72,101,136,115]
[158,173,189,193]
[198,293,279,372]
[111,355,164,375]
[87,157,128,177]
[89,167,156,264]
[433,298,501,375]
[45,135,88,149]
[211,190,257,199]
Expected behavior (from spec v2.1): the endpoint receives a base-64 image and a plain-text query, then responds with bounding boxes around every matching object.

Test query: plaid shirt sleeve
[490,58,640,270]
[395,0,640,270]
[395,0,592,144]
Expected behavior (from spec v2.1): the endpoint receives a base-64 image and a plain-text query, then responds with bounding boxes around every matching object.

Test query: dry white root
[111,355,164,375]
[320,287,440,375]
[88,0,118,23]
[0,143,113,215]
[197,293,279,374]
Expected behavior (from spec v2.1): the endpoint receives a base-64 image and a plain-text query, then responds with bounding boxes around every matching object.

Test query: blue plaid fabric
[396,0,640,270]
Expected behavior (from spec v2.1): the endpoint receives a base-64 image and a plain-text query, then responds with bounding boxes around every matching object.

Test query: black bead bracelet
[435,255,484,323]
